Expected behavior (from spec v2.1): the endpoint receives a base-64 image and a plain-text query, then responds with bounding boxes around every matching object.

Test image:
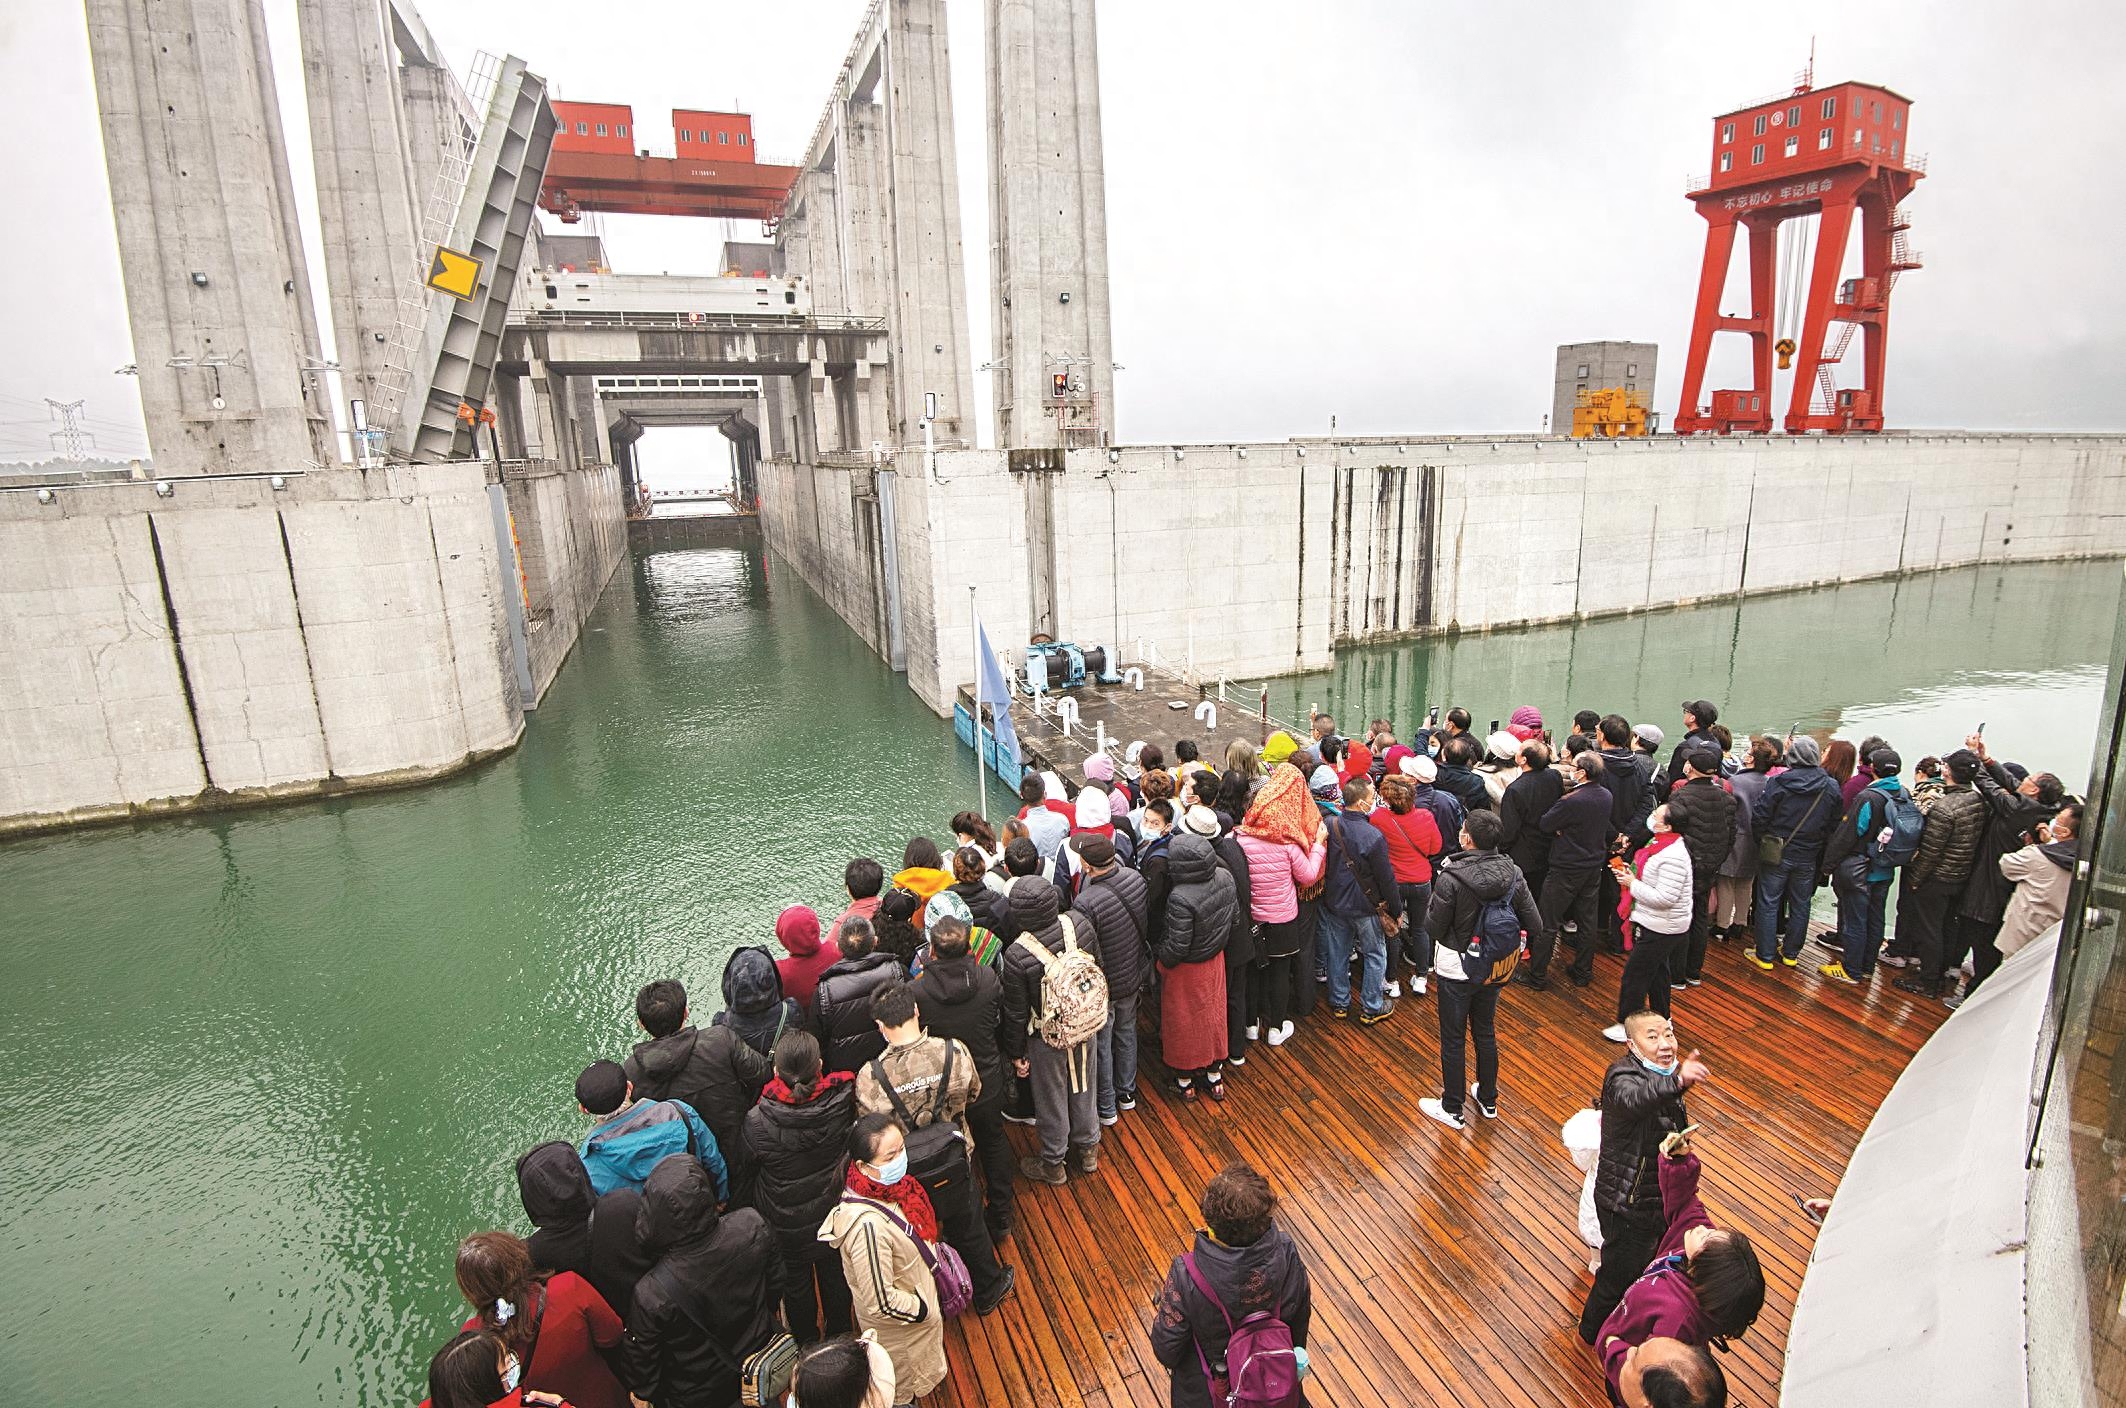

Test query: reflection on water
[1268,560,2123,782]
[0,551,2117,1408]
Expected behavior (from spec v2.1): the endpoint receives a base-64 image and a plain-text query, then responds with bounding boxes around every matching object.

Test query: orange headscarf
[1239,762,1324,850]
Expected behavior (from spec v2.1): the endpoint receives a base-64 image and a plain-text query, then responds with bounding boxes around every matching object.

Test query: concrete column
[987,0,1115,449]
[297,0,422,416]
[809,361,839,453]
[882,0,977,449]
[838,99,897,320]
[87,0,335,476]
[398,61,458,214]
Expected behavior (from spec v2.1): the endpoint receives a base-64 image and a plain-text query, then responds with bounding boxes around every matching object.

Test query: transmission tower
[46,399,96,461]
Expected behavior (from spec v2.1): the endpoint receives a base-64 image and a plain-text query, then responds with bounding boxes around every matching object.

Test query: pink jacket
[1234,832,1328,924]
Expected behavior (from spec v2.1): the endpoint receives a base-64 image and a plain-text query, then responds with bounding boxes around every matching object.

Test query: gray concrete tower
[884,0,979,448]
[298,0,425,417]
[986,0,1114,448]
[86,0,335,475]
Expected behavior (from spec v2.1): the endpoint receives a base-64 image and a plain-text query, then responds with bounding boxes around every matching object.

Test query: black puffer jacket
[1158,835,1237,966]
[742,1076,858,1259]
[1424,849,1543,978]
[810,950,904,1075]
[1211,832,1256,966]
[1960,761,2057,922]
[948,877,1010,937]
[624,1023,773,1160]
[625,1156,783,1407]
[910,952,1007,1109]
[1910,782,1988,890]
[1593,1053,1689,1228]
[1073,863,1150,996]
[1541,781,1614,874]
[715,946,803,1059]
[1668,776,1738,884]
[999,876,1101,1060]
[517,1141,654,1322]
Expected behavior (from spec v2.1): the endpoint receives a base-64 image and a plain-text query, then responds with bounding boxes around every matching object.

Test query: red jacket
[1372,805,1443,885]
[456,1272,629,1408]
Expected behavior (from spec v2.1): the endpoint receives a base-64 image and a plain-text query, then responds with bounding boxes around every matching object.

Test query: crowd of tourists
[413,697,2079,1408]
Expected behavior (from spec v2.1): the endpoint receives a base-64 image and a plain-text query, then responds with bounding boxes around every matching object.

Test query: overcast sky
[6,0,2123,467]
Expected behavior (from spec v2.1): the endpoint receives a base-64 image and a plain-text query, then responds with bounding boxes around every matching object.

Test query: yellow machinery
[1571,386,1657,439]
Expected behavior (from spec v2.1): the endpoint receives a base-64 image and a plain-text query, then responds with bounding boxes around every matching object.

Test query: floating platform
[955,666,1306,790]
[936,924,1944,1408]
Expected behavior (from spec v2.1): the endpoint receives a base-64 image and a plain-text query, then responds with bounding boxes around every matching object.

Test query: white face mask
[500,1353,522,1393]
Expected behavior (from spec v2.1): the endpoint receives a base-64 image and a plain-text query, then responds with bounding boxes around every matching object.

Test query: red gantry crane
[1674,69,1925,435]
[541,101,800,224]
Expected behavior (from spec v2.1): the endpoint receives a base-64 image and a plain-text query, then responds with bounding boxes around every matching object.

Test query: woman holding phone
[1604,802,1695,1043]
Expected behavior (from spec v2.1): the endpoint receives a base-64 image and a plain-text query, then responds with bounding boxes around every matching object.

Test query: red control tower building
[1674,77,1924,435]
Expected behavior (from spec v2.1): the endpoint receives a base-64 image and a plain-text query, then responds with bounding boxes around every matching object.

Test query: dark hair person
[1150,1162,1312,1408]
[789,1332,898,1408]
[818,1114,949,1399]
[1596,1134,1764,1402]
[744,1029,860,1343]
[424,1328,573,1408]
[1821,738,1858,787]
[950,811,998,853]
[453,1231,628,1408]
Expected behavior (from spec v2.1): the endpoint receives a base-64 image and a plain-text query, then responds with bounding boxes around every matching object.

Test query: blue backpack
[1470,892,1524,986]
[1863,786,1925,867]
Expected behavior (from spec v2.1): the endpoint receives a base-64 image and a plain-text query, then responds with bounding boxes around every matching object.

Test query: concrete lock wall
[759,433,2126,717]
[502,462,627,699]
[0,462,625,836]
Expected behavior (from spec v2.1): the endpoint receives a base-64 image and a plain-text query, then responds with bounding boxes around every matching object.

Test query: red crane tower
[1674,76,1924,435]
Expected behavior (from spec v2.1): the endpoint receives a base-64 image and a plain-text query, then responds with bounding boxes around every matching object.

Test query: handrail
[508,310,888,332]
[1685,150,1928,195]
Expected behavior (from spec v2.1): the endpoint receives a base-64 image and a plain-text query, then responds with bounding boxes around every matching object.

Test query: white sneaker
[1278,1021,1295,1042]
[1227,1053,1246,1067]
[1414,976,1428,996]
[1384,980,1403,1000]
[1245,1024,1261,1042]
[1418,1097,1466,1131]
[1266,1023,1291,1047]
[1099,1113,1119,1127]
[1469,1083,1499,1119]
[1601,1023,1628,1043]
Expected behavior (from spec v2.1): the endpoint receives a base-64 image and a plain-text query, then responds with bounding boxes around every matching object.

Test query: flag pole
[971,583,987,822]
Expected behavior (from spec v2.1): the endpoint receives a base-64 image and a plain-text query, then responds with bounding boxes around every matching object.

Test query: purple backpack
[1183,1252,1302,1408]
[847,1195,974,1319]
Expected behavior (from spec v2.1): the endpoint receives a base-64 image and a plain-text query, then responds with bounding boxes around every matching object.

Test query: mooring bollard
[1056,697,1080,737]
[1096,721,1108,755]
[1123,667,1145,691]
[1196,699,1218,731]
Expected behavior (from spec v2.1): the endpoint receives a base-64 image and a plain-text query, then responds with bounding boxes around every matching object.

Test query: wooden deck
[943,929,1948,1408]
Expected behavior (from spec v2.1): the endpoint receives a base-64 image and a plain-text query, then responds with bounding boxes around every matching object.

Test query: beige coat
[1998,843,2074,958]
[820,1196,947,1397]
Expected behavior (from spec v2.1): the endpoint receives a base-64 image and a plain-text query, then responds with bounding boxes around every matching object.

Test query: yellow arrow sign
[427,245,482,301]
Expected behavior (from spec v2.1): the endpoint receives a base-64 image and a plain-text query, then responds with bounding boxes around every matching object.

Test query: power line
[45,401,97,461]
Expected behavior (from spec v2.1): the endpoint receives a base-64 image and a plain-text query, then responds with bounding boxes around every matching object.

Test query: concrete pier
[85,0,336,476]
[986,0,1115,449]
[0,462,623,836]
[298,0,426,414]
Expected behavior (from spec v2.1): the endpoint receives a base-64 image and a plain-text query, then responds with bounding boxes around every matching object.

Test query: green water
[1,549,2118,1408]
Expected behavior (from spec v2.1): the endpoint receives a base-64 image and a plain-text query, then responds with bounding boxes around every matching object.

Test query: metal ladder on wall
[366,52,502,456]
